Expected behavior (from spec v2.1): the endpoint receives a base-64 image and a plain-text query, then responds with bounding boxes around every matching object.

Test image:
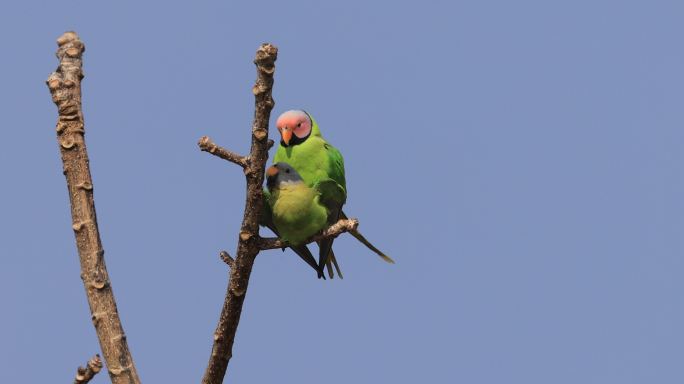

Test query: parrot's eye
[285,169,290,173]
[297,123,301,127]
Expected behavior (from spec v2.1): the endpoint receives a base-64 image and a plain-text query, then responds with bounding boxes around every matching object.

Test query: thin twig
[198,136,248,168]
[258,218,359,250]
[219,251,235,268]
[200,43,278,384]
[46,31,141,384]
[74,355,103,384]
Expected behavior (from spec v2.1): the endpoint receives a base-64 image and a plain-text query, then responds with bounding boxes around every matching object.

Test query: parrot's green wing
[314,178,347,278]
[260,188,324,278]
[259,189,274,229]
[322,142,346,192]
[272,114,349,278]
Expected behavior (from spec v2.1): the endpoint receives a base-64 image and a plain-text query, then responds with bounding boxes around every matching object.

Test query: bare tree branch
[198,136,248,168]
[46,31,141,384]
[74,355,103,384]
[199,43,368,383]
[258,218,359,250]
[200,43,278,384]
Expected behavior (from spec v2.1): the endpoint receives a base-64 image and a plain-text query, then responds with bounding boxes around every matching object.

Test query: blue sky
[2,1,684,383]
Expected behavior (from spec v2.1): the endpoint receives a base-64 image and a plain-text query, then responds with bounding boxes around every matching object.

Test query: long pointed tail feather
[340,211,395,264]
[291,244,326,279]
[349,230,395,264]
[325,258,334,279]
[263,222,325,278]
[330,250,343,279]
[324,251,343,279]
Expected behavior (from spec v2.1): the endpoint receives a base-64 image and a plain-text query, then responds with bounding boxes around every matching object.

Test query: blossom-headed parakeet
[273,110,394,277]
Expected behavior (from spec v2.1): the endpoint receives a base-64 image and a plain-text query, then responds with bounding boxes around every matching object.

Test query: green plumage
[261,110,394,279]
[274,113,347,277]
[260,165,326,278]
[267,182,328,245]
[275,114,347,196]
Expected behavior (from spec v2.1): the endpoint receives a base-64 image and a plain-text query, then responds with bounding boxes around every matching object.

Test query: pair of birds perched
[260,110,394,279]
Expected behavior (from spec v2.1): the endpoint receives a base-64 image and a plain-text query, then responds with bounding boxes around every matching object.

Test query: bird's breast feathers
[271,183,328,244]
[272,183,319,216]
[274,137,331,184]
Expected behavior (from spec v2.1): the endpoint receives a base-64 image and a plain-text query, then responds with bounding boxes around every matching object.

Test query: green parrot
[262,162,344,278]
[260,189,323,278]
[273,109,394,277]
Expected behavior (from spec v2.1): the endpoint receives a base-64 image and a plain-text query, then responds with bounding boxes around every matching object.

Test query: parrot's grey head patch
[267,162,304,189]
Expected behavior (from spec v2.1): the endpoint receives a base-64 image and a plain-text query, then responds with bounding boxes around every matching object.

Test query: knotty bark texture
[74,355,103,384]
[46,31,141,384]
[199,43,279,384]
[199,43,360,383]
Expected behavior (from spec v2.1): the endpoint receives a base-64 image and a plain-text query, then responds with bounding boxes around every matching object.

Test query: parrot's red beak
[281,128,292,145]
[266,165,279,177]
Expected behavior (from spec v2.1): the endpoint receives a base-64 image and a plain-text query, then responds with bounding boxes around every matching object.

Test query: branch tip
[57,31,80,46]
[73,354,102,384]
[202,42,278,384]
[198,136,248,168]
[254,43,278,67]
[220,251,235,267]
[48,31,141,384]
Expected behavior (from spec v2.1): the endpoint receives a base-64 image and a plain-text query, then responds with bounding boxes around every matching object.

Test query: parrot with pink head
[261,109,393,279]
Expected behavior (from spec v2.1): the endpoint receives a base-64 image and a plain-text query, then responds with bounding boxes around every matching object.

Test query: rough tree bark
[198,44,358,384]
[47,33,358,384]
[46,31,141,384]
[198,42,278,384]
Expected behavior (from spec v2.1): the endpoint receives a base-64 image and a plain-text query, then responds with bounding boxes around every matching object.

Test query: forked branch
[199,43,360,384]
[200,43,278,384]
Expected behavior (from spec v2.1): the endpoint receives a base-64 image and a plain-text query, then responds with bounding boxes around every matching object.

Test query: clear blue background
[1,1,683,383]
